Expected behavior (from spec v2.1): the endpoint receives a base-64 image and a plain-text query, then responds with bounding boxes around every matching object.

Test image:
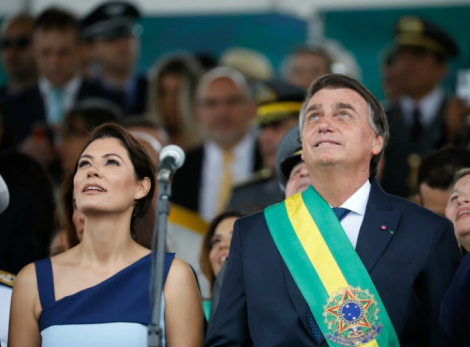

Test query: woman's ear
[135,177,151,200]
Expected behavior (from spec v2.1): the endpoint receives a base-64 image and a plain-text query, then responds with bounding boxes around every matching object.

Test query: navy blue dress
[35,253,174,347]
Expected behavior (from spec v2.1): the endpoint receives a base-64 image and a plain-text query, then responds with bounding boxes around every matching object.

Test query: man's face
[288,52,329,89]
[285,161,310,198]
[197,77,255,147]
[93,36,137,72]
[1,20,35,78]
[259,117,298,170]
[419,182,451,217]
[33,28,80,87]
[395,47,446,98]
[301,88,383,175]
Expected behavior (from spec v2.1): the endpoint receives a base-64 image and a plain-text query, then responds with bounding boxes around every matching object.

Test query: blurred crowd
[1,1,470,344]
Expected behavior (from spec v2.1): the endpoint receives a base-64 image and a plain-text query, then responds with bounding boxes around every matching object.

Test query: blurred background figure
[199,211,244,311]
[380,47,402,105]
[2,7,124,170]
[82,1,147,116]
[281,45,332,89]
[146,53,203,151]
[0,13,36,100]
[381,16,459,198]
[171,67,261,222]
[59,98,122,175]
[416,147,470,217]
[219,47,274,83]
[229,80,305,213]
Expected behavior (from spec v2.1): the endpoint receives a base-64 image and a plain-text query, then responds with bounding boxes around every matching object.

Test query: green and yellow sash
[264,186,400,347]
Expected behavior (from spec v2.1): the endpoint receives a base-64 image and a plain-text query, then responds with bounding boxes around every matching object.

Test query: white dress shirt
[0,284,12,347]
[199,131,257,222]
[337,180,371,249]
[39,75,82,125]
[399,87,445,127]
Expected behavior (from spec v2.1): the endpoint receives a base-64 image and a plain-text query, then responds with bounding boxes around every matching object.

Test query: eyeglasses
[0,36,31,50]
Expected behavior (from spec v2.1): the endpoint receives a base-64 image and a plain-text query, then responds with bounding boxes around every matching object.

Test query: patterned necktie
[216,150,234,214]
[308,207,351,342]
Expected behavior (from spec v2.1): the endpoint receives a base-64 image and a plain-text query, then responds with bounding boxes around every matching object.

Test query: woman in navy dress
[9,124,203,347]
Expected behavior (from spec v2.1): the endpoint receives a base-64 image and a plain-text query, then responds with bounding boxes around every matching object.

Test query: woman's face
[445,174,470,245]
[158,73,181,131]
[209,217,237,277]
[72,199,85,241]
[74,137,149,217]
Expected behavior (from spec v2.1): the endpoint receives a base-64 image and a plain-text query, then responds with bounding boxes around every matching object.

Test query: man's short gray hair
[298,74,389,177]
[196,66,250,100]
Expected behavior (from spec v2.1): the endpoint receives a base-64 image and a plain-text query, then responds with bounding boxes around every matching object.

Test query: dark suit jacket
[0,185,36,274]
[171,142,264,214]
[381,98,448,198]
[2,79,126,143]
[205,180,461,347]
[440,251,470,346]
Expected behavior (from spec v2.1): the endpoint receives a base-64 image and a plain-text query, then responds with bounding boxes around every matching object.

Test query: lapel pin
[380,225,387,231]
[389,230,395,235]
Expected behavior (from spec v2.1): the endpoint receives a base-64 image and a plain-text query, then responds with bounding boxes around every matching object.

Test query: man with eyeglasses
[172,67,262,222]
[0,14,37,100]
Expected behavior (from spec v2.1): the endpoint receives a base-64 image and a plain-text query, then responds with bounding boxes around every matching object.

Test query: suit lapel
[356,179,402,272]
[281,260,321,344]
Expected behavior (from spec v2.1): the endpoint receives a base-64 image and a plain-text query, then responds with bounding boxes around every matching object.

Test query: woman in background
[147,53,203,151]
[9,124,203,347]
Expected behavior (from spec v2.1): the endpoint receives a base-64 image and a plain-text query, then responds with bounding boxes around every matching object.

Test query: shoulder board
[0,270,16,287]
[169,203,208,235]
[233,168,274,189]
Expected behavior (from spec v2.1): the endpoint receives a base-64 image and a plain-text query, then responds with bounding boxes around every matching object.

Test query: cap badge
[398,16,424,34]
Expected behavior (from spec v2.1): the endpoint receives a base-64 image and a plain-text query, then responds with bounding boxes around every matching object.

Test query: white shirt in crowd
[400,87,445,127]
[199,130,257,222]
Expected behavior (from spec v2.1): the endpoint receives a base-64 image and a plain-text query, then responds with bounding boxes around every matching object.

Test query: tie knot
[332,207,350,222]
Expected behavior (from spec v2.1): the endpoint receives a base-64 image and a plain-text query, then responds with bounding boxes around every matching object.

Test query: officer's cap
[394,16,458,59]
[254,79,306,127]
[81,1,140,41]
[276,125,303,188]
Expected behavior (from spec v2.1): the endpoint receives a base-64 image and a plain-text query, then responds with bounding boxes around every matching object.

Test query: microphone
[157,145,185,181]
[0,175,9,214]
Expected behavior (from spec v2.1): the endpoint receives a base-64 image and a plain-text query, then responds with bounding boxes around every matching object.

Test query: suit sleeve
[440,251,470,345]
[205,219,251,347]
[422,218,461,347]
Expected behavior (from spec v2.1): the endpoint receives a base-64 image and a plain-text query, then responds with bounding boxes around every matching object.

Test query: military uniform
[0,270,15,347]
[81,1,148,116]
[228,79,305,213]
[381,16,459,198]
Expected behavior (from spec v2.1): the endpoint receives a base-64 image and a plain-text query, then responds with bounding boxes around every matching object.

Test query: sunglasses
[0,36,31,50]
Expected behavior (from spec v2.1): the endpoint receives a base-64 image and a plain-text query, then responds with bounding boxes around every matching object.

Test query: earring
[137,194,140,198]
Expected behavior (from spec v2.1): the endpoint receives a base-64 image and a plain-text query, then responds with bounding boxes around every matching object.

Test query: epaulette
[0,270,16,288]
[233,168,274,190]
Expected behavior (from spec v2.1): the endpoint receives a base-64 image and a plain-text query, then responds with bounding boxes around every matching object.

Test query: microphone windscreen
[0,174,9,214]
[159,145,185,169]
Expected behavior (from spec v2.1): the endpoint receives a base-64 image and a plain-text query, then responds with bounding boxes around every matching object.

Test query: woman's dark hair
[200,210,245,293]
[58,171,80,248]
[63,123,156,239]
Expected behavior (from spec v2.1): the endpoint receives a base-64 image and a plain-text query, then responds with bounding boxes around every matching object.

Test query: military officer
[228,79,305,213]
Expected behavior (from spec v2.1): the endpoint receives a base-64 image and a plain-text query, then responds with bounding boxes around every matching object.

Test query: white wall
[2,0,469,16]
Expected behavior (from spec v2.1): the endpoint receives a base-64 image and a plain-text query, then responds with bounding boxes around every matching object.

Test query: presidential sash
[264,186,400,347]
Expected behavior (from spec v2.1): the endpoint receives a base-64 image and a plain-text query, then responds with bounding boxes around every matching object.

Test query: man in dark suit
[2,8,125,145]
[81,1,148,116]
[172,67,262,222]
[381,16,459,198]
[206,74,461,346]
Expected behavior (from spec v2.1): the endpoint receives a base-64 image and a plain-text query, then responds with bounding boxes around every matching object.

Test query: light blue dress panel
[35,253,174,347]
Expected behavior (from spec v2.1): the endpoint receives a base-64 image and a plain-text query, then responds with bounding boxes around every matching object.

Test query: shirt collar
[39,75,82,95]
[399,87,445,125]
[340,180,371,216]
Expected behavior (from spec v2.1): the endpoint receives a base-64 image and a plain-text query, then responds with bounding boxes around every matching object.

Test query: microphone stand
[148,168,172,347]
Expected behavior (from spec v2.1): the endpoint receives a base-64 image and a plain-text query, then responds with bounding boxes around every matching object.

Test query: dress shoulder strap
[34,258,55,309]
